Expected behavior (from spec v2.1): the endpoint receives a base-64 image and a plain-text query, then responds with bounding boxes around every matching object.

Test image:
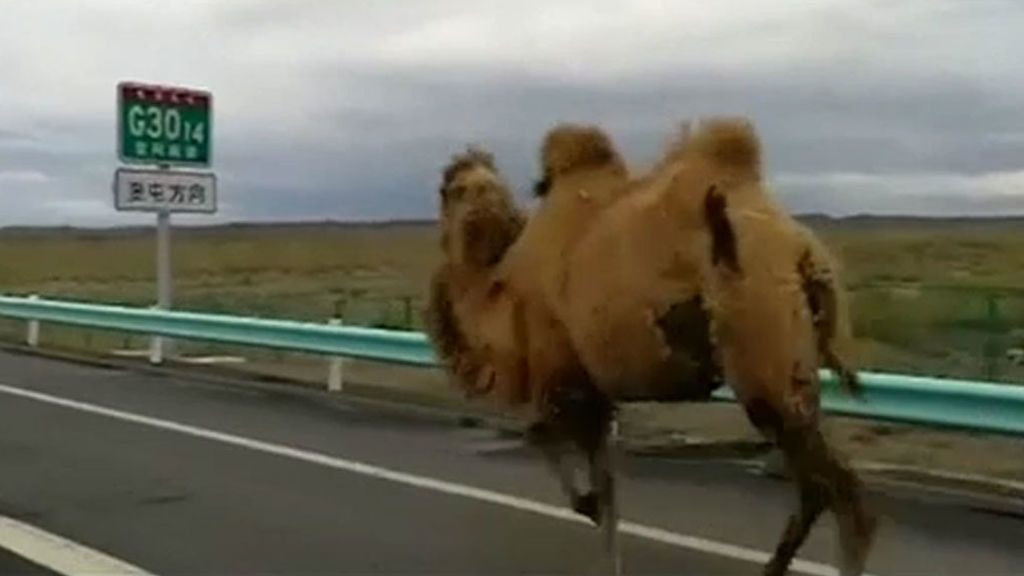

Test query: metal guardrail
[1,294,1023,436]
[712,373,1024,436]
[0,295,434,366]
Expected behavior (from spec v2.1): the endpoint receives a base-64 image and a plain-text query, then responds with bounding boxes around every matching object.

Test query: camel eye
[441,183,465,204]
[469,184,489,199]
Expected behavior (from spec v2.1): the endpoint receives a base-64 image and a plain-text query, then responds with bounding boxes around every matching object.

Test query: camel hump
[689,117,761,180]
[541,123,624,178]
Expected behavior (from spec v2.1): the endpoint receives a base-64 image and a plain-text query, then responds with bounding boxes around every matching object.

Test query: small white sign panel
[113,167,217,213]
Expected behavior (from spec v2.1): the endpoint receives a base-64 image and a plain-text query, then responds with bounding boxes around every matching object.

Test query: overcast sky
[1,0,1022,226]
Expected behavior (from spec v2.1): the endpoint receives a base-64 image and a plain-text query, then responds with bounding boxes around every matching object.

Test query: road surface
[0,348,1021,575]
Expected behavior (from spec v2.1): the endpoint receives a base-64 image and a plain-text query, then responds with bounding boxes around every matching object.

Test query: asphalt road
[0,348,1021,575]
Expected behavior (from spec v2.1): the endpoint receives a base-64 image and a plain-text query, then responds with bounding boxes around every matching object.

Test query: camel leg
[830,450,878,576]
[787,424,876,576]
[531,382,620,575]
[525,419,593,520]
[744,399,877,576]
[585,418,621,576]
[762,454,829,576]
[557,385,619,576]
[530,380,618,525]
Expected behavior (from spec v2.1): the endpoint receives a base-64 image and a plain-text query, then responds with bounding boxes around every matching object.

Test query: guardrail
[1,294,1023,437]
[0,295,435,366]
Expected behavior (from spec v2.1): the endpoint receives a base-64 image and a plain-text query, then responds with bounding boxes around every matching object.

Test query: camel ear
[533,175,551,198]
[439,172,456,206]
[703,184,741,274]
[440,162,458,201]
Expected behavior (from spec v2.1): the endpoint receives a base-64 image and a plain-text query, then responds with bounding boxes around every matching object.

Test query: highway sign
[113,167,217,213]
[117,81,212,167]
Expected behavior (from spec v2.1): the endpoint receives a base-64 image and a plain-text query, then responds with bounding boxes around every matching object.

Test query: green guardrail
[0,295,434,366]
[712,372,1024,436]
[1,295,1023,436]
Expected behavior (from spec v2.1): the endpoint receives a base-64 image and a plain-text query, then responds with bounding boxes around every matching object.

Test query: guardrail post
[25,294,40,348]
[149,305,164,365]
[327,317,345,392]
[984,294,1000,381]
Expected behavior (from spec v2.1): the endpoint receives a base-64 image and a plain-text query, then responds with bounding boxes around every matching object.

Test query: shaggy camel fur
[426,146,529,404]
[546,119,872,576]
[425,143,623,573]
[515,124,724,403]
[512,122,860,404]
[424,119,874,576]
[689,119,875,576]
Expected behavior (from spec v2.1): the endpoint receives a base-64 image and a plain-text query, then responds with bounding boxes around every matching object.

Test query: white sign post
[156,208,171,360]
[112,167,217,358]
[114,81,216,364]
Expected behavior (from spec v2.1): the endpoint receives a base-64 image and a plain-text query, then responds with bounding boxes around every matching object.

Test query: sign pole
[115,81,214,364]
[157,209,172,309]
[152,163,174,364]
[156,162,173,310]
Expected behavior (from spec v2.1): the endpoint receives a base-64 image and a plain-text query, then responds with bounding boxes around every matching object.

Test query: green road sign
[118,81,212,167]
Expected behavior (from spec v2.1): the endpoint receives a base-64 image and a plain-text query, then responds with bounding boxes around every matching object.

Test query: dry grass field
[2,216,1024,483]
[1,216,1023,382]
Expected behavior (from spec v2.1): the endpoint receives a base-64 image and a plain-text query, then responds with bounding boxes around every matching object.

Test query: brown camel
[425,142,624,574]
[424,118,874,576]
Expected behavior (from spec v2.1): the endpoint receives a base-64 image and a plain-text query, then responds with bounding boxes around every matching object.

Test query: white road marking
[0,514,153,575]
[0,382,877,576]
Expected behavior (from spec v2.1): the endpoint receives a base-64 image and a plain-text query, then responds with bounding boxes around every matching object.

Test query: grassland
[3,216,1024,482]
[1,216,1023,382]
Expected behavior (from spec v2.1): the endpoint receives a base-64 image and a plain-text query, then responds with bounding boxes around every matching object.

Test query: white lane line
[0,514,153,575]
[0,382,876,576]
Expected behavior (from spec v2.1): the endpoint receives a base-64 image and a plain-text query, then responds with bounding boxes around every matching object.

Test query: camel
[424,118,874,576]
[525,120,860,404]
[425,142,625,573]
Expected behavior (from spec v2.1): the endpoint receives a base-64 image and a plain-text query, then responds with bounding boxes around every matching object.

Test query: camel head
[533,123,626,198]
[437,145,525,272]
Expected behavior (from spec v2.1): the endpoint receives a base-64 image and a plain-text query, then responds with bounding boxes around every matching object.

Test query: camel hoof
[573,492,601,524]
[524,421,550,445]
[761,558,789,576]
[839,511,878,576]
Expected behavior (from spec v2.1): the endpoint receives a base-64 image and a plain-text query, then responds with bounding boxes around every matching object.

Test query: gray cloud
[1,0,1023,226]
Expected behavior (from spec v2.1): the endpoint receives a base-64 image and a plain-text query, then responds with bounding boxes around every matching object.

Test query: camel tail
[831,354,863,398]
[796,240,864,399]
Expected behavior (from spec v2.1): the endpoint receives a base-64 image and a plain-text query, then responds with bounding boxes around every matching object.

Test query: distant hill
[0,219,439,239]
[1,214,1021,239]
[794,213,1024,231]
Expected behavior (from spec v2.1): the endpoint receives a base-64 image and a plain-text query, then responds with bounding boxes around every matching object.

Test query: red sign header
[119,82,211,107]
